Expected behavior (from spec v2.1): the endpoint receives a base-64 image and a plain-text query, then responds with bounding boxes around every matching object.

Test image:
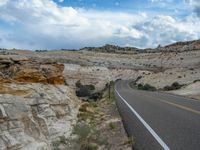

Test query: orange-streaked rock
[0,56,65,85]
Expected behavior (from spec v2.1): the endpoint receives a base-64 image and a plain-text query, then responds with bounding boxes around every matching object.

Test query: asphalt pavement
[115,80,200,150]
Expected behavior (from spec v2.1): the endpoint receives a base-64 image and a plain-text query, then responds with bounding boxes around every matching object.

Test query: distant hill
[80,44,139,54]
[163,40,200,52]
[80,39,200,54]
[1,39,200,53]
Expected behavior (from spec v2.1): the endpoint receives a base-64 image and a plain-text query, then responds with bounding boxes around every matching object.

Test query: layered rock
[0,56,65,85]
[0,55,80,150]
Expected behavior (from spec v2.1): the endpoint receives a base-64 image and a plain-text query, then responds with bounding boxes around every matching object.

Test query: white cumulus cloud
[0,0,199,50]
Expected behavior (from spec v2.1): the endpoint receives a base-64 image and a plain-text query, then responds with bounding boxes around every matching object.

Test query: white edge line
[115,88,170,150]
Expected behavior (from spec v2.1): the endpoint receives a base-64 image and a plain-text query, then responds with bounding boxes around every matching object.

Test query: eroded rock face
[0,56,65,84]
[0,83,80,150]
[0,55,80,150]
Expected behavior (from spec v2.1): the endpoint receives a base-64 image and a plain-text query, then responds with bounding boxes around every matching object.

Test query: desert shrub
[163,82,183,91]
[89,92,103,101]
[85,84,95,91]
[136,76,142,82]
[137,84,156,91]
[109,122,117,130]
[193,79,200,83]
[76,86,92,97]
[137,84,143,89]
[76,80,82,88]
[59,136,66,144]
[75,81,95,97]
[81,143,98,150]
[130,76,142,87]
[51,136,67,150]
[73,123,91,140]
[79,105,87,112]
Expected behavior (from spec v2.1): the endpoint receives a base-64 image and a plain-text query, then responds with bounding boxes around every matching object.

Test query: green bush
[81,143,98,150]
[59,136,66,144]
[73,123,91,140]
[76,80,82,88]
[137,84,156,91]
[129,76,142,88]
[76,86,92,97]
[89,92,103,101]
[75,81,95,97]
[163,82,183,91]
[85,84,95,91]
[109,122,116,130]
[193,79,200,83]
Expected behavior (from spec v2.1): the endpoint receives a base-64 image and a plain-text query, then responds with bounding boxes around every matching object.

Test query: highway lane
[115,80,200,150]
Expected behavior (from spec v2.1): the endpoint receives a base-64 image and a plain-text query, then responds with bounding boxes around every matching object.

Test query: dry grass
[66,84,132,150]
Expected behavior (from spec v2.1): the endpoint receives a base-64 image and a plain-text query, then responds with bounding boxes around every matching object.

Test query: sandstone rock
[13,68,47,83]
[0,56,65,85]
[0,83,80,150]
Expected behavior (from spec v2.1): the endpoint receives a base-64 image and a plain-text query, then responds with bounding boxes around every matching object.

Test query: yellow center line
[126,83,200,115]
[159,100,200,115]
[133,90,200,115]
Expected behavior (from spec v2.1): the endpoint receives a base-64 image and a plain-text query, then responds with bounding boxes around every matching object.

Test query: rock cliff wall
[0,56,80,150]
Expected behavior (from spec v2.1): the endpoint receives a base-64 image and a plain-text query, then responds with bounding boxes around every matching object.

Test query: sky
[0,0,200,50]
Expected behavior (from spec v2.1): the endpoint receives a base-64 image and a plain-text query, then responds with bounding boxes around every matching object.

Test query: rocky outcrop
[0,83,80,150]
[164,39,200,52]
[0,55,80,150]
[0,56,65,85]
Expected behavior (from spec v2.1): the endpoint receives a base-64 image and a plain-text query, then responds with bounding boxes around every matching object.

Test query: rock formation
[0,56,65,85]
[0,56,80,150]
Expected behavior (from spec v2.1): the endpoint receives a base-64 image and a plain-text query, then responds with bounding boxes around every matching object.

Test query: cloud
[0,0,8,6]
[193,0,200,17]
[0,0,199,50]
[186,0,200,17]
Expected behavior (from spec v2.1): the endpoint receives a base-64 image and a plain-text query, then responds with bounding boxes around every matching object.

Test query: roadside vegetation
[193,79,200,83]
[75,80,103,101]
[129,76,142,88]
[137,83,157,91]
[130,76,157,91]
[162,82,184,91]
[130,76,184,92]
[64,82,133,150]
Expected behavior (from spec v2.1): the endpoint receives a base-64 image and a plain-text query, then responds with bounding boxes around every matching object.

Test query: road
[115,80,200,150]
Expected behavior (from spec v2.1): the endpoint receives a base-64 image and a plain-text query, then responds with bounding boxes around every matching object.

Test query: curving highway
[115,80,200,150]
